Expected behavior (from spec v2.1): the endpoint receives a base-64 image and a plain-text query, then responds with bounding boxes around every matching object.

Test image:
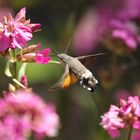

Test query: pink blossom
[0,90,60,139]
[16,44,51,64]
[0,113,31,140]
[101,96,140,139]
[0,7,41,52]
[35,48,51,64]
[100,105,124,138]
[20,75,28,87]
[107,129,121,139]
[110,19,140,49]
[0,30,10,52]
[0,118,16,140]
[99,0,140,49]
[120,96,140,117]
[34,104,60,137]
[73,0,140,53]
[133,120,140,129]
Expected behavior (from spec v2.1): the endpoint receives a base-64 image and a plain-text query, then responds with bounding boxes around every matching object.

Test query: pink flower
[110,19,140,49]
[73,0,140,53]
[120,96,140,117]
[0,7,41,52]
[34,104,60,137]
[0,90,60,139]
[0,107,31,140]
[0,30,10,52]
[133,121,140,129]
[100,105,124,138]
[101,96,140,139]
[20,75,28,87]
[16,44,51,64]
[107,129,121,139]
[35,47,51,64]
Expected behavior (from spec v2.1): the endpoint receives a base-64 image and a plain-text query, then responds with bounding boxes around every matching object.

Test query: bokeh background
[0,0,140,139]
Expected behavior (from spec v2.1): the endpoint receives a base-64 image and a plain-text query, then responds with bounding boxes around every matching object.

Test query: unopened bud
[20,75,28,88]
[21,45,39,55]
[16,53,36,63]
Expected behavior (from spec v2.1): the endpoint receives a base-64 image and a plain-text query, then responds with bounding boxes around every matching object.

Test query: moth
[50,51,104,92]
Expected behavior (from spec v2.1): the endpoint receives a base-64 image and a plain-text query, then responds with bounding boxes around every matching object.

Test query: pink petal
[39,48,50,55]
[133,121,140,129]
[0,32,10,52]
[35,55,50,64]
[108,129,121,139]
[30,23,41,32]
[15,7,26,21]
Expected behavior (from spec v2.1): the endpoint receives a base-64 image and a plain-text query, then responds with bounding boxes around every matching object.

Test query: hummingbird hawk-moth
[50,51,103,92]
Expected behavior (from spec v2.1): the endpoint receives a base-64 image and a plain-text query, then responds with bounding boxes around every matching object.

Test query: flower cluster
[0,90,60,140]
[73,0,140,54]
[109,0,140,49]
[0,7,56,140]
[100,96,140,139]
[0,7,51,64]
[16,44,51,64]
[0,7,41,52]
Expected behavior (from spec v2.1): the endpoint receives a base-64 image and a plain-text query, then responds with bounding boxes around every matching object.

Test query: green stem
[12,49,18,89]
[49,60,60,64]
[13,50,17,79]
[127,126,132,140]
[13,61,17,79]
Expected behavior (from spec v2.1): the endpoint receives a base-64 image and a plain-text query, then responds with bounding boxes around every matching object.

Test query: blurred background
[0,0,140,139]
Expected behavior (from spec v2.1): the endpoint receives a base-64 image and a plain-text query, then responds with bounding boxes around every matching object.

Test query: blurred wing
[76,53,106,68]
[49,64,77,91]
[62,72,77,89]
[76,53,106,60]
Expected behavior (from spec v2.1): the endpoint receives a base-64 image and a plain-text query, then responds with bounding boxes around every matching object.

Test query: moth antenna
[64,38,72,54]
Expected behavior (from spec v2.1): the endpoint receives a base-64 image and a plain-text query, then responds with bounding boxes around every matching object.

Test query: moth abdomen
[79,70,98,92]
[79,77,98,92]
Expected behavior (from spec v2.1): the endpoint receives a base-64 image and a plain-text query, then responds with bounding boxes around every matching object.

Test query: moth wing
[76,53,105,59]
[76,53,106,68]
[62,72,77,89]
[49,64,77,91]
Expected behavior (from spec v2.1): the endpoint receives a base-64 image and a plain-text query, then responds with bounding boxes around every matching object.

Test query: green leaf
[5,61,27,89]
[13,78,26,89]
[5,61,13,77]
[18,63,27,81]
